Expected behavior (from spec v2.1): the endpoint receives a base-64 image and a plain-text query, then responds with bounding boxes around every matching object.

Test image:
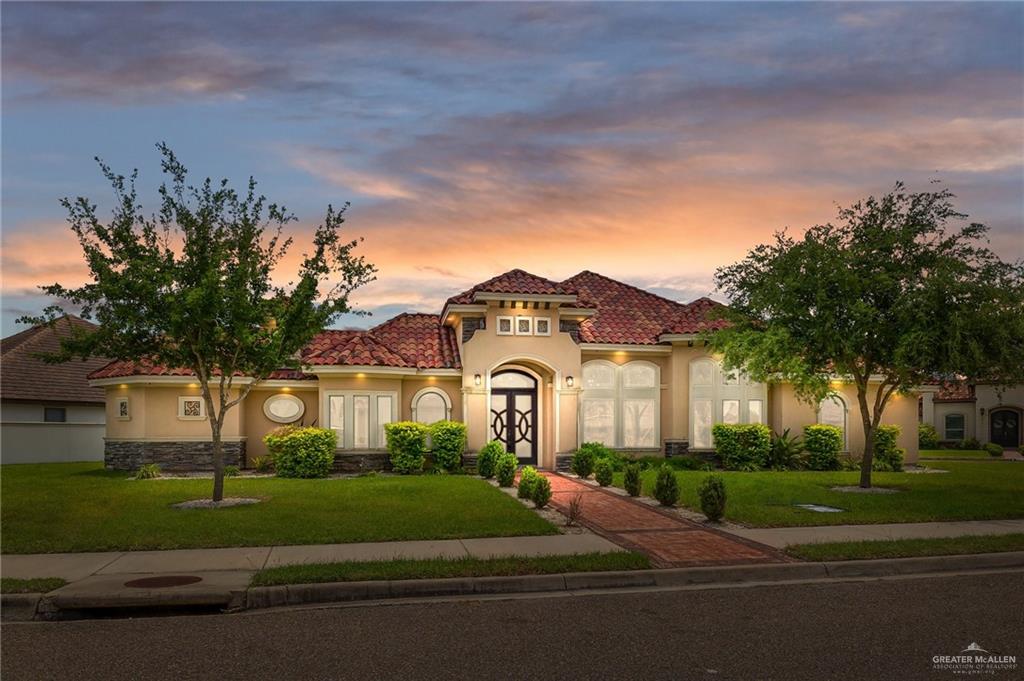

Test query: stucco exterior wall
[104,385,244,440]
[771,382,920,463]
[242,388,320,462]
[932,401,975,441]
[1,401,105,463]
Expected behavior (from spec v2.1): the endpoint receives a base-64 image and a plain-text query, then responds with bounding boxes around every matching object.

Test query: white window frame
[496,315,514,336]
[817,394,848,451]
[411,387,452,424]
[515,315,533,336]
[533,317,551,336]
[323,390,397,450]
[944,413,966,441]
[688,357,767,449]
[177,396,206,420]
[579,360,661,449]
[116,397,131,421]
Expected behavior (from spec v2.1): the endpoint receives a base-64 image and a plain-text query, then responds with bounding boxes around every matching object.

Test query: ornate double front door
[990,409,1020,448]
[490,370,537,464]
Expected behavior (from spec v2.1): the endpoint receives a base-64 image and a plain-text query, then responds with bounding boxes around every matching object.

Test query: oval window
[263,394,305,424]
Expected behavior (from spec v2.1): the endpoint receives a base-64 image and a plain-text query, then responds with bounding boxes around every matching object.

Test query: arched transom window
[580,360,660,449]
[689,358,766,449]
[412,388,451,425]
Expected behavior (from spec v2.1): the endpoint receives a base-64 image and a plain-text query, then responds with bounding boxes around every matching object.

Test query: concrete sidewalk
[1,533,622,582]
[721,518,1024,549]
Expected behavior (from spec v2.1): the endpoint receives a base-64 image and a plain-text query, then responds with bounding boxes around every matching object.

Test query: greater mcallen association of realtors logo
[932,643,1018,675]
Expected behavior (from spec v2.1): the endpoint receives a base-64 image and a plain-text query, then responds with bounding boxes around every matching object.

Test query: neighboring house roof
[934,381,975,403]
[87,269,719,378]
[563,270,722,345]
[1,316,109,404]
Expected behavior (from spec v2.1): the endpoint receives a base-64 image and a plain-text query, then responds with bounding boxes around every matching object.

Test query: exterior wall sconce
[566,375,574,388]
[474,374,482,386]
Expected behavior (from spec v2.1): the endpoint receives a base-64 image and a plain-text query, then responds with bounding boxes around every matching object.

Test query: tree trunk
[859,420,875,489]
[211,420,225,502]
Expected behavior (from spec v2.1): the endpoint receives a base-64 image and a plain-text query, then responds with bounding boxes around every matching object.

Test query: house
[920,381,1023,449]
[86,269,921,471]
[1,316,109,463]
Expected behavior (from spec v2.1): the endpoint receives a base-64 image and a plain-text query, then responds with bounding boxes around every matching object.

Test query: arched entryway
[490,369,538,465]
[990,408,1021,448]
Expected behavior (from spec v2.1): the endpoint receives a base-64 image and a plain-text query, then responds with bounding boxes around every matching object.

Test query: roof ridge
[563,270,687,310]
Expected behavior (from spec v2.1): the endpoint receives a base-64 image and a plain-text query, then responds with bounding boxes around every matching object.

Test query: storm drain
[794,503,845,513]
[123,575,203,589]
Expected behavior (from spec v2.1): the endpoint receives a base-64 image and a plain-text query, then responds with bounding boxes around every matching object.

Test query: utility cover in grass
[829,486,900,494]
[172,498,261,509]
[794,503,845,513]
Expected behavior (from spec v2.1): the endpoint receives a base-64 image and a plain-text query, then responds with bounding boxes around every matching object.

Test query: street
[3,571,1022,680]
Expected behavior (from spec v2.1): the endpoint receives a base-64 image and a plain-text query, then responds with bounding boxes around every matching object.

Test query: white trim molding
[580,343,672,355]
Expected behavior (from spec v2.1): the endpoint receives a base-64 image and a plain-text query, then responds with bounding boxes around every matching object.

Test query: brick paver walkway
[545,473,786,568]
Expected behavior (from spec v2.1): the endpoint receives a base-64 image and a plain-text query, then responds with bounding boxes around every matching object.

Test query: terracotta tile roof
[1,316,109,403]
[87,359,318,381]
[934,381,975,402]
[370,313,461,369]
[663,297,730,335]
[562,271,722,345]
[447,269,578,305]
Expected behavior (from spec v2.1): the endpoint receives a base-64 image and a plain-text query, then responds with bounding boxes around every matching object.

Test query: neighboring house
[920,381,1023,449]
[1,316,109,463]
[87,269,921,471]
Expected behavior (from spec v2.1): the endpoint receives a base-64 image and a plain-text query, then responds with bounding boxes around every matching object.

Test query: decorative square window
[177,396,205,420]
[117,397,131,420]
[534,317,551,336]
[496,316,514,336]
[515,316,533,336]
[43,407,66,423]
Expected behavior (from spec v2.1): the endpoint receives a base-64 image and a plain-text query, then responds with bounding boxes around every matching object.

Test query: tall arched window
[412,388,451,425]
[580,360,660,448]
[818,394,847,450]
[689,357,766,449]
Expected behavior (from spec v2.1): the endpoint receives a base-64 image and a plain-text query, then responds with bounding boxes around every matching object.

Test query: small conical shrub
[531,475,552,509]
[594,460,613,487]
[477,440,504,479]
[653,465,679,506]
[518,466,539,499]
[698,475,727,522]
[495,453,518,487]
[623,463,642,497]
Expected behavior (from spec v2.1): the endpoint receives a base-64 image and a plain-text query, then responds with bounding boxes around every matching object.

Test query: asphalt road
[3,572,1022,681]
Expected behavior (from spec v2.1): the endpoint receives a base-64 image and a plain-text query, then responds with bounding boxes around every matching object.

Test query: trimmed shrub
[571,444,597,479]
[430,420,467,472]
[384,422,428,474]
[803,424,843,471]
[984,442,1004,457]
[594,460,613,487]
[518,466,539,499]
[918,423,940,450]
[958,437,982,450]
[623,463,642,497]
[653,465,679,506]
[495,453,518,487]
[135,463,160,480]
[767,428,805,471]
[224,465,240,478]
[477,440,504,479]
[251,455,274,473]
[531,475,553,509]
[872,425,905,472]
[265,426,337,479]
[698,475,727,522]
[712,423,771,471]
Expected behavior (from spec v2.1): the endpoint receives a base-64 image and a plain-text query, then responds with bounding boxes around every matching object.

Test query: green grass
[612,461,1024,527]
[1,463,556,554]
[919,449,997,459]
[0,577,67,594]
[251,552,650,586]
[785,533,1024,561]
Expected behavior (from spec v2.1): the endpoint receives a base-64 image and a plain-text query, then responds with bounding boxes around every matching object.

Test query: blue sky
[2,2,1022,334]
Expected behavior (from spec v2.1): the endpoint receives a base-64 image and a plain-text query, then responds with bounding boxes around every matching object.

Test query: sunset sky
[2,2,1022,334]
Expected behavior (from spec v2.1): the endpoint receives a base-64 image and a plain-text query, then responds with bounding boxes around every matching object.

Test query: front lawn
[1,463,556,554]
[612,461,1024,527]
[785,534,1024,561]
[252,552,650,586]
[919,449,996,459]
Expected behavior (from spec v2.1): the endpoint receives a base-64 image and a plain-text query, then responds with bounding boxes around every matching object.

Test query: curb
[1,594,41,622]
[243,550,1024,611]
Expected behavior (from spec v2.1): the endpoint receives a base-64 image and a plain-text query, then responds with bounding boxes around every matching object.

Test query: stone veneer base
[105,440,244,472]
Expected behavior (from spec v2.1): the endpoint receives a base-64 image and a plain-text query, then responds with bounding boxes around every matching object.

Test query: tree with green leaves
[710,183,1023,487]
[22,144,375,501]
